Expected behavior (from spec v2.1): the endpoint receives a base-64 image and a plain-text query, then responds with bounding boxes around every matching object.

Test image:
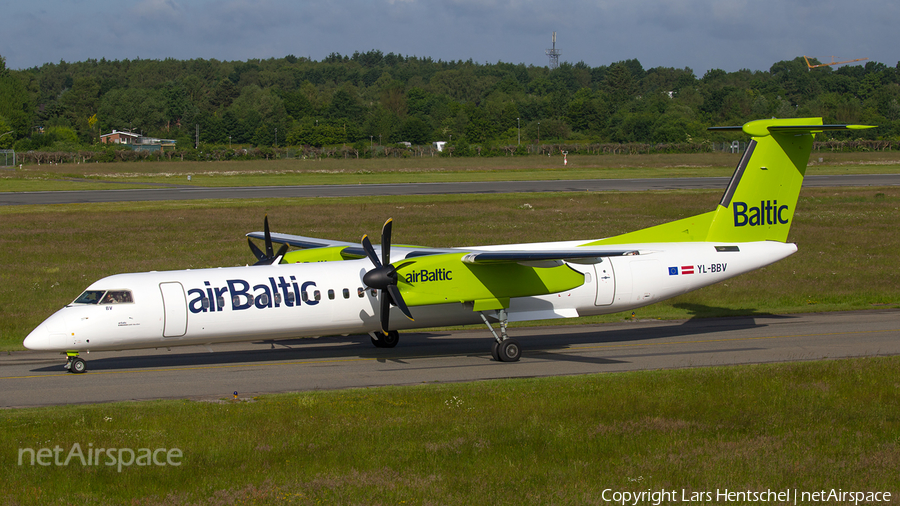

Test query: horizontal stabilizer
[708,122,875,136]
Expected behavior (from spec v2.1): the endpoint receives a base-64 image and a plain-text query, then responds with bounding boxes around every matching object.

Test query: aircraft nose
[24,314,67,351]
[23,326,51,350]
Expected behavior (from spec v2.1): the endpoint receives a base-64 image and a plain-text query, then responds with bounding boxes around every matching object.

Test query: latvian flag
[681,265,695,275]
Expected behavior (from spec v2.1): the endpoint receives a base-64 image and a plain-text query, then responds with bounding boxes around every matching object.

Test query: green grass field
[3,151,899,191]
[2,153,899,504]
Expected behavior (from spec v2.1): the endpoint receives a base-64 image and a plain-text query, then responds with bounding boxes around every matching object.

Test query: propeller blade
[386,284,414,321]
[248,238,267,262]
[361,234,382,269]
[249,216,288,265]
[380,293,391,334]
[263,215,274,259]
[381,218,392,266]
[393,261,415,277]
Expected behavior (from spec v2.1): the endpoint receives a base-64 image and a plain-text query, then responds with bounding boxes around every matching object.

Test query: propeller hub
[363,266,396,290]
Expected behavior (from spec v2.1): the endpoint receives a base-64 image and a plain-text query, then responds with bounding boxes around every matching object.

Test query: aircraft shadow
[30,304,795,372]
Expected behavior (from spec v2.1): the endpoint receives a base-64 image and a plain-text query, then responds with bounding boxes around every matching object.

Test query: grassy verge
[2,151,899,191]
[2,188,898,350]
[3,356,899,504]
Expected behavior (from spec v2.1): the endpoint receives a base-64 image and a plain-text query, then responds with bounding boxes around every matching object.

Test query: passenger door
[594,261,615,306]
[159,282,188,337]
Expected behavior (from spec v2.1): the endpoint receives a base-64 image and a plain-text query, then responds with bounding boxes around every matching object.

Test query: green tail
[589,118,875,245]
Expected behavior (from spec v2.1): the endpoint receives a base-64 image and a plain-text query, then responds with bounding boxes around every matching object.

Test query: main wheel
[371,330,400,348]
[498,339,521,362]
[491,341,501,361]
[70,357,87,374]
[382,330,400,348]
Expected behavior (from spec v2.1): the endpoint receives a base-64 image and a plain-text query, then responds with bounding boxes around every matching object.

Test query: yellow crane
[804,55,868,70]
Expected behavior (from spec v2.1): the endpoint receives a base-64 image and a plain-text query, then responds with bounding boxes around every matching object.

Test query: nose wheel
[64,353,87,374]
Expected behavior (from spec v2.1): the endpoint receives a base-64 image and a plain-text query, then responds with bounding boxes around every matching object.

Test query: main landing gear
[64,352,87,374]
[367,310,522,362]
[370,330,400,348]
[481,309,521,362]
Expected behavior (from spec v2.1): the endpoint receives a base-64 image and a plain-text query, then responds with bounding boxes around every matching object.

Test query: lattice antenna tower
[546,32,560,70]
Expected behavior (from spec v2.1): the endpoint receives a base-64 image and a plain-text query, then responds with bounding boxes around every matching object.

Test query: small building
[100,130,141,145]
[100,130,176,152]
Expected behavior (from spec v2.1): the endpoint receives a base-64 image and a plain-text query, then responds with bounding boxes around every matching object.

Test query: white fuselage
[24,240,797,353]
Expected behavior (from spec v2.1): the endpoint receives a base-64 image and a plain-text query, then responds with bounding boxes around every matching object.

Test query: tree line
[1,52,898,156]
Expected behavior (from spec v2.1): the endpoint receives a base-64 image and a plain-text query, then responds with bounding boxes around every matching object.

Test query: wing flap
[247,231,455,260]
[246,232,356,250]
[461,250,639,265]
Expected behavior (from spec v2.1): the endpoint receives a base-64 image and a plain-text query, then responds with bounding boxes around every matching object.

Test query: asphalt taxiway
[2,309,897,408]
[2,174,900,205]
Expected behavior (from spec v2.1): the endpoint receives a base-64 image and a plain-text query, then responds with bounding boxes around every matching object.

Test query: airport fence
[0,150,15,167]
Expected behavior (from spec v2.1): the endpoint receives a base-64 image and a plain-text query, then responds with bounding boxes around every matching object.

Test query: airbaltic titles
[404,268,452,283]
[187,277,319,314]
[733,200,790,227]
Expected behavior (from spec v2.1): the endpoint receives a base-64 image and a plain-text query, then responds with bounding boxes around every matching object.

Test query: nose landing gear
[64,352,87,374]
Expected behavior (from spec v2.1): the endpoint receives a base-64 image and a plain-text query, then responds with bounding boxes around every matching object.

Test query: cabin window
[301,291,309,303]
[328,289,335,300]
[286,292,295,305]
[343,288,350,299]
[202,298,210,310]
[314,290,321,301]
[274,293,282,305]
[357,287,365,298]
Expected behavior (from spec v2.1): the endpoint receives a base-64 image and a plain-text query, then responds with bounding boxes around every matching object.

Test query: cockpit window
[73,290,105,304]
[73,290,133,305]
[101,291,133,304]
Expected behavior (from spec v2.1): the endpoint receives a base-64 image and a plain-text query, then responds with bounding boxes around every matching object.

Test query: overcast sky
[2,0,896,76]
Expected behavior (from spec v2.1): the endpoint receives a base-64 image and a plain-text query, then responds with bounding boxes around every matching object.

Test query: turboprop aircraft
[25,118,874,373]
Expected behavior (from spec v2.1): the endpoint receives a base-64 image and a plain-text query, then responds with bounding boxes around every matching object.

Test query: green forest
[1,52,898,158]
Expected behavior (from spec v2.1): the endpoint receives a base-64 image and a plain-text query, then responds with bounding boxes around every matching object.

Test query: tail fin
[592,118,874,245]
